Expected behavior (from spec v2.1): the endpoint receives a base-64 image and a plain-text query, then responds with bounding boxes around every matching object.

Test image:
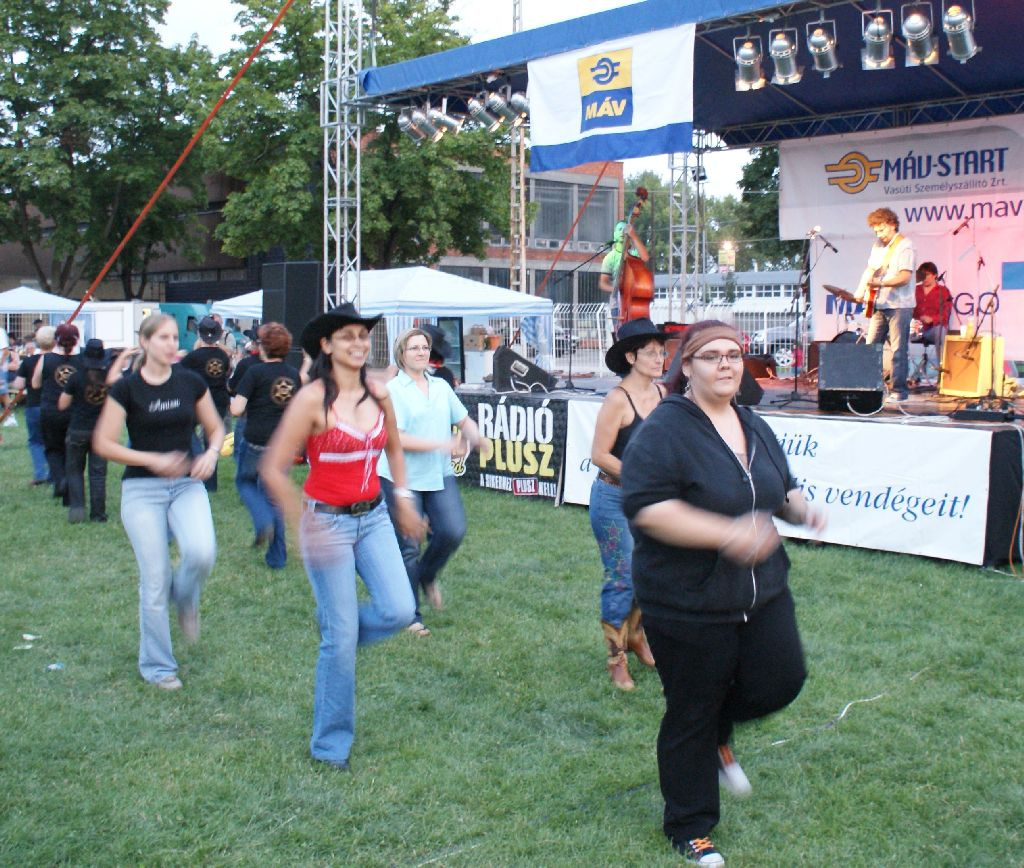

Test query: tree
[209,0,508,268]
[734,146,801,271]
[0,0,213,298]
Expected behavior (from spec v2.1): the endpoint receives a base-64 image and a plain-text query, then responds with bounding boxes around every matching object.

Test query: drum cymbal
[823,284,857,303]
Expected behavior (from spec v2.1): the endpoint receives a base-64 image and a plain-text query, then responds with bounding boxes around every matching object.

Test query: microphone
[952,217,971,235]
[807,225,839,253]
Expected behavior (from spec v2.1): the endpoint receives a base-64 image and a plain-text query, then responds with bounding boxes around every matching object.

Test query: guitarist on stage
[854,207,916,404]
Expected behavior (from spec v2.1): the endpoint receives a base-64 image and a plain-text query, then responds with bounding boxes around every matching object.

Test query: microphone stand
[548,245,609,394]
[771,232,818,408]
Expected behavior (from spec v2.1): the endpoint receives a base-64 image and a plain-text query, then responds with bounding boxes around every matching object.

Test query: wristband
[393,486,414,500]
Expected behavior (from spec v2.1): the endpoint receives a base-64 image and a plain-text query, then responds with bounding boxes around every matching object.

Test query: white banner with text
[563,402,993,564]
[779,116,1024,358]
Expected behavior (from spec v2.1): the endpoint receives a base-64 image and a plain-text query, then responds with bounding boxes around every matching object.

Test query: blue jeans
[589,477,634,628]
[120,476,217,683]
[235,436,286,568]
[301,501,415,764]
[380,476,467,621]
[866,307,913,399]
[24,406,49,482]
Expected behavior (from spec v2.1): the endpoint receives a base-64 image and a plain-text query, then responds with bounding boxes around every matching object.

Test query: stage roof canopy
[361,0,1024,147]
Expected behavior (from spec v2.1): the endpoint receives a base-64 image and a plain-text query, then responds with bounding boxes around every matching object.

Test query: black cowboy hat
[420,323,452,359]
[300,301,383,359]
[605,317,671,376]
[82,338,107,369]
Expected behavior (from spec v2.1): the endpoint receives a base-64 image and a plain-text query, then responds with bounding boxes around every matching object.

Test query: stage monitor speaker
[817,343,884,412]
[262,261,322,368]
[492,346,556,393]
[743,353,777,380]
[940,335,1004,398]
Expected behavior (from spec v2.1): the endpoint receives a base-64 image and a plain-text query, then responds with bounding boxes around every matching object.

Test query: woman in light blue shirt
[378,328,490,636]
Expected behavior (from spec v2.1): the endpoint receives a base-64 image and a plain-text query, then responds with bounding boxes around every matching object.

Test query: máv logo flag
[527,24,695,172]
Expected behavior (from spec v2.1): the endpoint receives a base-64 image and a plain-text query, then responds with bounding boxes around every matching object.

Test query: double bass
[613,187,654,327]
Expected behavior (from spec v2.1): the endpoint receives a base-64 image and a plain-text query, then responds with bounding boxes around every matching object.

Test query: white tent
[209,268,554,319]
[209,289,262,319]
[0,286,90,315]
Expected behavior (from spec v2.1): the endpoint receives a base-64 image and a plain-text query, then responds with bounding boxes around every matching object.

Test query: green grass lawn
[1,414,1022,866]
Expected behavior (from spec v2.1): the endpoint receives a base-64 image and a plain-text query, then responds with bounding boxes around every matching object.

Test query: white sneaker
[886,393,908,404]
[155,674,183,690]
[2,415,17,427]
[718,745,752,797]
[675,837,725,866]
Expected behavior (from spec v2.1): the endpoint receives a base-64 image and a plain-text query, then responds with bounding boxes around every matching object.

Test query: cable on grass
[770,667,931,747]
[66,0,300,325]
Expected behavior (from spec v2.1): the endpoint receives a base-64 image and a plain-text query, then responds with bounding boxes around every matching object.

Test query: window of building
[531,180,573,241]
[577,187,616,243]
[440,266,484,282]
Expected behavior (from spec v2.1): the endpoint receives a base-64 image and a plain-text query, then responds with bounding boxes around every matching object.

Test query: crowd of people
[3,305,830,867]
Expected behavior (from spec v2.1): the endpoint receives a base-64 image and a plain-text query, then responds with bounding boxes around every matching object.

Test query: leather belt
[306,493,383,516]
[596,470,621,487]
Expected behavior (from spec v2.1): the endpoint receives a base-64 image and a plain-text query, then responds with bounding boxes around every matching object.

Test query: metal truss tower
[667,134,709,322]
[508,0,528,294]
[322,0,364,310]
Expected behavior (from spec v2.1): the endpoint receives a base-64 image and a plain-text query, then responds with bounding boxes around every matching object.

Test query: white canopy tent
[210,268,554,320]
[0,286,95,343]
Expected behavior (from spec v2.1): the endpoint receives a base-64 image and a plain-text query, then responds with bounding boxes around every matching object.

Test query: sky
[159,0,750,198]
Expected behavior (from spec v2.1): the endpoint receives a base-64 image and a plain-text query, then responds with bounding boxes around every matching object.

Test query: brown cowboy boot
[625,606,656,668]
[601,621,635,690]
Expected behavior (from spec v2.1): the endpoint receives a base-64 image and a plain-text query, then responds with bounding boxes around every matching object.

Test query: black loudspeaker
[817,343,884,412]
[492,346,556,393]
[261,261,322,367]
[736,368,764,406]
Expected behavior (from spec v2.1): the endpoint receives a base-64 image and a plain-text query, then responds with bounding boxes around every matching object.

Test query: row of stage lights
[397,91,530,143]
[733,1,980,91]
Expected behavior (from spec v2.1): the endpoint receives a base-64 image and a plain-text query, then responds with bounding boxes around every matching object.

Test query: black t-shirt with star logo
[39,352,82,412]
[62,365,112,432]
[234,360,300,445]
[181,345,231,416]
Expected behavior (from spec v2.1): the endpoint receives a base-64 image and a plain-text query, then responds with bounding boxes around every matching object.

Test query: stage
[454,375,1024,567]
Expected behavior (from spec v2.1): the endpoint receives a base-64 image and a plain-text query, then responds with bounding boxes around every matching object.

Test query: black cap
[197,316,222,341]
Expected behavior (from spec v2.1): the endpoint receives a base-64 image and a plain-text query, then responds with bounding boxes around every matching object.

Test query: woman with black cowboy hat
[260,302,424,772]
[589,317,668,690]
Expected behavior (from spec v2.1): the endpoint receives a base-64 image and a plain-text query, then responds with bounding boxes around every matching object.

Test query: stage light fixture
[509,92,530,122]
[806,19,839,77]
[732,36,765,91]
[409,109,443,142]
[397,111,426,142]
[467,97,502,131]
[769,29,803,85]
[486,92,529,127]
[943,2,980,62]
[902,3,939,65]
[427,108,464,135]
[861,10,895,70]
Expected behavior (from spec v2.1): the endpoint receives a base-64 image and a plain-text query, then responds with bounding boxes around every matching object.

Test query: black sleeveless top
[610,384,664,460]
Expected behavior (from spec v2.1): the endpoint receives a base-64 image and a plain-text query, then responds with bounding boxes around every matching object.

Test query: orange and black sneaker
[717,744,752,797]
[673,836,725,866]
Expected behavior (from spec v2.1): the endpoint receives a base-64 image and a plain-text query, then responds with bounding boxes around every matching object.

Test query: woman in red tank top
[261,303,424,771]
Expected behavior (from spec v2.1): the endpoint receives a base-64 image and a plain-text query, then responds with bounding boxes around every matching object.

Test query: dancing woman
[621,321,825,866]
[229,322,300,568]
[260,303,423,771]
[378,327,489,636]
[93,313,224,690]
[589,318,667,689]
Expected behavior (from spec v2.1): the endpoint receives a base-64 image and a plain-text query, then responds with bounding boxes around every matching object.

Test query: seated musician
[913,262,953,346]
[599,221,650,333]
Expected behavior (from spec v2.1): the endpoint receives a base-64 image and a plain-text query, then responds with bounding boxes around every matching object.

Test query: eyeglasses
[693,350,744,365]
[405,344,431,353]
[635,347,668,360]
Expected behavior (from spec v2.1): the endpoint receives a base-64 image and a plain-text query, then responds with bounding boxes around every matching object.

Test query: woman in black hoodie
[621,321,825,867]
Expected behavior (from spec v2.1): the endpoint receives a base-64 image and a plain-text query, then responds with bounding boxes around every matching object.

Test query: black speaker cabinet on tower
[492,346,556,393]
[817,343,884,412]
[261,261,322,368]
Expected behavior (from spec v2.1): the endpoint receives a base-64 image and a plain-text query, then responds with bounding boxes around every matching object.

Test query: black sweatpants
[644,587,806,843]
